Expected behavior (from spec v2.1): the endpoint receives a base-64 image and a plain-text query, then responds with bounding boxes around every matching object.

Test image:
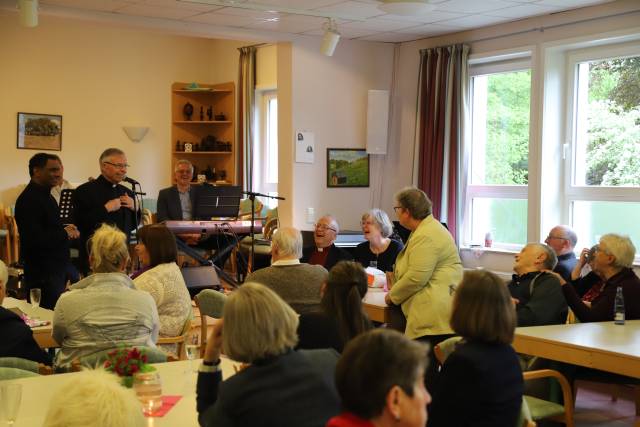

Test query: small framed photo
[17,112,62,151]
[327,148,370,188]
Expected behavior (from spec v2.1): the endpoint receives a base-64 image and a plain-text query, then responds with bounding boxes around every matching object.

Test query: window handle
[562,143,570,160]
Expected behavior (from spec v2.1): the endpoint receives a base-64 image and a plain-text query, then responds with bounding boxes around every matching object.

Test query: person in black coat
[0,261,51,364]
[156,160,201,222]
[14,153,79,309]
[197,282,340,427]
[428,270,523,427]
[301,215,352,271]
[73,148,139,274]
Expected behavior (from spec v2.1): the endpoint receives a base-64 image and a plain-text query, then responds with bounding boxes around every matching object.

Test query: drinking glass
[369,261,378,269]
[0,383,22,426]
[133,371,162,415]
[30,288,41,309]
[185,334,199,373]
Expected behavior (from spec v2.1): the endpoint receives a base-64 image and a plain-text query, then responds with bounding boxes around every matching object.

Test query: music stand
[196,185,242,219]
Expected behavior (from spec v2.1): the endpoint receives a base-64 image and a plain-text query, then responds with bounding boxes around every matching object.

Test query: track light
[320,19,340,57]
[18,0,38,27]
[378,0,436,16]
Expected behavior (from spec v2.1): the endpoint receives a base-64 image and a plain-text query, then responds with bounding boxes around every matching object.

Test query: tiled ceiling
[38,0,615,42]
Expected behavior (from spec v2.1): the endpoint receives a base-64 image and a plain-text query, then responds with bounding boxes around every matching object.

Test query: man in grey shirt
[246,227,328,314]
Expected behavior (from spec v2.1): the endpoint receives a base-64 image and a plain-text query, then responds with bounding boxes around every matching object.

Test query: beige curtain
[237,46,257,191]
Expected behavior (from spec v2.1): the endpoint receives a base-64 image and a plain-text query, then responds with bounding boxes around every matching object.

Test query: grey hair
[529,243,558,270]
[99,148,125,163]
[89,224,130,273]
[0,260,7,290]
[600,234,636,268]
[174,159,194,174]
[554,225,577,249]
[271,227,303,258]
[362,209,393,238]
[319,215,340,234]
[394,187,432,220]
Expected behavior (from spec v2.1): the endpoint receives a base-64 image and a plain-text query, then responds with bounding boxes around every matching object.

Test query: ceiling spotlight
[378,0,436,16]
[17,0,38,27]
[320,18,340,57]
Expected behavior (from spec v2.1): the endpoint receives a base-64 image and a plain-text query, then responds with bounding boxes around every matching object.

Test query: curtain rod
[238,42,271,50]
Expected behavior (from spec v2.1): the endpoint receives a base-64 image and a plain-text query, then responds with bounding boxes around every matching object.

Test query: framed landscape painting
[327,148,369,188]
[17,112,62,151]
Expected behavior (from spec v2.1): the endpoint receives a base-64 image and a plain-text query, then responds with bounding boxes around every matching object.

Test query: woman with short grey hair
[196,282,340,427]
[354,209,403,272]
[551,233,640,322]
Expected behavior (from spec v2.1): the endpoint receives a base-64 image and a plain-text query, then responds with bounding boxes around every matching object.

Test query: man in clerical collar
[507,243,567,327]
[73,148,139,274]
[301,215,352,272]
[544,225,578,281]
[15,153,79,309]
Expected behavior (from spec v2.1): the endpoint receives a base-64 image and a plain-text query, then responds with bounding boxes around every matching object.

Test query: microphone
[124,176,139,185]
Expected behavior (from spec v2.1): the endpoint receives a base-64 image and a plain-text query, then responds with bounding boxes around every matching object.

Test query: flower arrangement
[104,346,155,387]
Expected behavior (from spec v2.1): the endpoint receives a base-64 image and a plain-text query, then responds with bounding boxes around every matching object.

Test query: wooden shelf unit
[171,81,235,184]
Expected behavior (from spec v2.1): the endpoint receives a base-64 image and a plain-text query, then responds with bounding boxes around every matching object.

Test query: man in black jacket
[301,215,353,272]
[0,259,52,364]
[156,159,200,222]
[73,148,139,274]
[15,153,79,309]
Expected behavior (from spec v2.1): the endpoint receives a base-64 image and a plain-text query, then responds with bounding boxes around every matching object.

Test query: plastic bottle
[484,231,493,248]
[614,286,625,325]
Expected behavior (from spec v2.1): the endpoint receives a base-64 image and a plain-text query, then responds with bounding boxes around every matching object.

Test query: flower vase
[122,376,135,388]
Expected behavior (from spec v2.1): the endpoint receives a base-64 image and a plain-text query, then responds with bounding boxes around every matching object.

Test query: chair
[194,289,226,357]
[238,198,264,220]
[0,367,39,380]
[0,357,52,375]
[70,346,176,372]
[434,337,573,427]
[156,311,194,360]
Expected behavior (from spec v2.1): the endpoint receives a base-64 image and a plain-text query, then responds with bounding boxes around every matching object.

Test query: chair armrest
[523,369,574,421]
[38,364,53,375]
[157,336,186,345]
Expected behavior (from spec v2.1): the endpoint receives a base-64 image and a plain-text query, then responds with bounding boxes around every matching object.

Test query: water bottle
[614,286,625,325]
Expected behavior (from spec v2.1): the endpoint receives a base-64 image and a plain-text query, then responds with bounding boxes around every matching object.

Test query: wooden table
[362,289,391,323]
[3,358,238,426]
[513,320,640,378]
[2,297,58,348]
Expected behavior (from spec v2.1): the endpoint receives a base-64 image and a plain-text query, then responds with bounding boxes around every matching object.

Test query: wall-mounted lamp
[18,0,38,28]
[320,19,340,57]
[122,126,149,143]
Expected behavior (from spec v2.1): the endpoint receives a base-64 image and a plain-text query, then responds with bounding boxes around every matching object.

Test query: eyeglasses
[103,161,129,169]
[360,220,376,227]
[314,223,337,232]
[393,206,404,212]
[546,235,567,241]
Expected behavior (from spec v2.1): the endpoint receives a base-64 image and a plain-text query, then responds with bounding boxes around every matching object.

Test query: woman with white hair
[550,233,640,322]
[43,369,145,427]
[196,282,340,427]
[52,224,159,368]
[354,209,403,272]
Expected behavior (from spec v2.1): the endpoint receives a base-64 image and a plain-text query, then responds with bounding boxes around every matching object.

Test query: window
[566,47,640,250]
[253,90,278,206]
[464,57,532,248]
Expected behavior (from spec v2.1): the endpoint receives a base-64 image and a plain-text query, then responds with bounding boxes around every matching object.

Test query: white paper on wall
[295,131,314,163]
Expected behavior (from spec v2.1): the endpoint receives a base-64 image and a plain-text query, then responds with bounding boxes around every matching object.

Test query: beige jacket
[389,215,462,339]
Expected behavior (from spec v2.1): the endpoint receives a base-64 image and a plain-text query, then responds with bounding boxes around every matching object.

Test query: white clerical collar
[272,259,300,266]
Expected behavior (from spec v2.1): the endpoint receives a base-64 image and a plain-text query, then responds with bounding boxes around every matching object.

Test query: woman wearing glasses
[354,209,403,273]
[385,187,462,392]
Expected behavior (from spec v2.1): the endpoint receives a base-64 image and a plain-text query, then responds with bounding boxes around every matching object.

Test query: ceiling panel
[486,3,562,18]
[117,4,204,19]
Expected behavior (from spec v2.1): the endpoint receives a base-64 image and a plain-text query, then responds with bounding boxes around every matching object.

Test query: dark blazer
[301,244,353,272]
[428,340,523,427]
[156,185,200,222]
[0,307,51,365]
[196,349,340,427]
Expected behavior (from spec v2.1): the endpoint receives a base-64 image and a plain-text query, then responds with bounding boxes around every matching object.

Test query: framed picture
[327,148,370,188]
[17,112,62,151]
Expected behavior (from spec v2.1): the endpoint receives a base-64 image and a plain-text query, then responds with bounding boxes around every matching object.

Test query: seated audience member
[568,245,604,301]
[133,225,192,339]
[428,270,523,427]
[544,225,578,281]
[247,227,327,314]
[550,234,640,322]
[0,260,51,365]
[297,261,372,353]
[197,282,340,427]
[156,159,200,222]
[354,209,403,272]
[52,224,159,368]
[43,369,145,427]
[508,243,568,326]
[326,329,431,427]
[302,215,353,271]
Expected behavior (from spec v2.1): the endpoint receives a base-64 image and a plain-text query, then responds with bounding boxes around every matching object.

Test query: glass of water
[30,288,42,309]
[369,261,378,269]
[0,383,22,426]
[185,334,200,373]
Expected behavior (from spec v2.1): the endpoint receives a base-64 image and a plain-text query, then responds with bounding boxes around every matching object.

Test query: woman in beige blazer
[385,187,463,391]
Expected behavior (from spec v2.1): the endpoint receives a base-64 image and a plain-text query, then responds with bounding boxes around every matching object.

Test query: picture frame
[17,112,62,151]
[327,148,370,188]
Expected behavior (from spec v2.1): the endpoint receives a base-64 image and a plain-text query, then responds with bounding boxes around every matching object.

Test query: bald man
[544,225,578,281]
[301,215,352,272]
